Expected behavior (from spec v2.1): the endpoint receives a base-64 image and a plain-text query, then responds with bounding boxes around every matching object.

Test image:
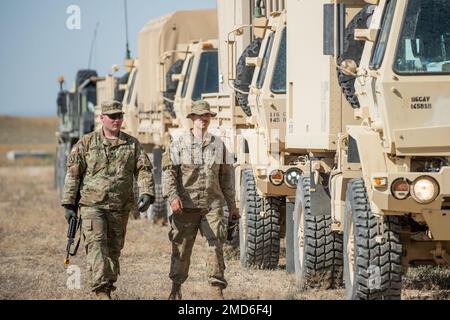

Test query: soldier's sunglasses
[104,113,124,120]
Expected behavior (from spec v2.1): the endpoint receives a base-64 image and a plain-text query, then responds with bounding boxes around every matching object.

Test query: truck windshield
[181,57,194,98]
[271,28,286,94]
[370,0,396,69]
[257,32,275,89]
[192,51,219,101]
[394,0,450,74]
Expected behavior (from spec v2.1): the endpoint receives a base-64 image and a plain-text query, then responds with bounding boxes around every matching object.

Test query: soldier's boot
[168,282,182,300]
[210,285,224,300]
[95,288,111,300]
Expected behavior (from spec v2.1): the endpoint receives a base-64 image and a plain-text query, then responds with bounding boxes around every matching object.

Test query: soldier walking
[162,100,240,300]
[61,100,155,300]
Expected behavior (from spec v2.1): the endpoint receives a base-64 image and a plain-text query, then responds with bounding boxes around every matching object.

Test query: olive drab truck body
[55,70,98,197]
[286,0,450,299]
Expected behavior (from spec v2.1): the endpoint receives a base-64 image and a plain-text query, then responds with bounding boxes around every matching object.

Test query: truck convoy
[55,70,98,197]
[208,0,450,300]
[285,0,450,299]
[120,9,219,221]
[56,0,450,300]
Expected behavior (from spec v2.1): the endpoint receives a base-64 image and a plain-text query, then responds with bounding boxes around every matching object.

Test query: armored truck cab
[286,0,450,299]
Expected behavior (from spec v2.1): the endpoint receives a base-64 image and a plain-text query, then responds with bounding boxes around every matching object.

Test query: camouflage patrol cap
[101,100,124,115]
[186,100,217,118]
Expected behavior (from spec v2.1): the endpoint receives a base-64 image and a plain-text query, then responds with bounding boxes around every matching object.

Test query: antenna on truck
[124,0,131,59]
[88,22,100,69]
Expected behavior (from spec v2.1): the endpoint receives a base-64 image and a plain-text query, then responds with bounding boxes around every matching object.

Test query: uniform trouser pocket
[168,209,202,284]
[200,208,228,288]
[80,207,128,291]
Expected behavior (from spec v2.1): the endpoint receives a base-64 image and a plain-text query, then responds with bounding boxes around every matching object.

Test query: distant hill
[0,115,58,144]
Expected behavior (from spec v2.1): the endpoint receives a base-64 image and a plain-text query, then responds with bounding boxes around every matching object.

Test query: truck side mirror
[339,59,358,76]
[354,28,378,42]
[159,62,166,93]
[252,16,268,39]
[245,57,262,67]
[171,73,184,82]
[227,40,236,80]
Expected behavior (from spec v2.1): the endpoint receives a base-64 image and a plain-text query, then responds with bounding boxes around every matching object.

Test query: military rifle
[64,195,82,266]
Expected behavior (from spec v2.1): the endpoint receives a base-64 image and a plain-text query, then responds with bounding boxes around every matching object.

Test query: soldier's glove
[138,194,154,212]
[227,208,240,242]
[63,204,77,224]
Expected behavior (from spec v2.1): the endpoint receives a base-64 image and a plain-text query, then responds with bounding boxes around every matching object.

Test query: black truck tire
[115,72,130,103]
[234,38,262,117]
[75,69,98,89]
[293,176,343,290]
[239,169,280,269]
[343,178,402,300]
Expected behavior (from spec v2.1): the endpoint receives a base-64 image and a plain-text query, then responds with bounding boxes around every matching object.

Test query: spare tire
[115,72,130,103]
[234,38,262,117]
[164,59,184,119]
[337,5,375,109]
[57,91,68,116]
[75,69,98,89]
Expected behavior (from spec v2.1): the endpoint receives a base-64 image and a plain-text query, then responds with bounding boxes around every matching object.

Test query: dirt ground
[0,116,57,166]
[1,165,449,300]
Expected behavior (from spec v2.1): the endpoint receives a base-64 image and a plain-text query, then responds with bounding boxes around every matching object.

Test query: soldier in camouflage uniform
[61,100,155,300]
[162,100,240,300]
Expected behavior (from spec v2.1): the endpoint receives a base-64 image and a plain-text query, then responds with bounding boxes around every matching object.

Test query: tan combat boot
[210,286,224,300]
[95,288,111,300]
[168,282,182,300]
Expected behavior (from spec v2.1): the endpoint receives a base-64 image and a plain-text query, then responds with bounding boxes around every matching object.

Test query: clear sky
[0,0,216,116]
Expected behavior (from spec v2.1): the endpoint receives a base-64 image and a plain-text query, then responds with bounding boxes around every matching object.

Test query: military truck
[286,0,450,299]
[120,10,218,222]
[204,0,289,270]
[55,70,98,197]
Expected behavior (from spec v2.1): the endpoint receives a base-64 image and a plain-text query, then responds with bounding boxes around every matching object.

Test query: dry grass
[0,116,57,167]
[0,166,342,300]
[0,116,58,144]
[0,166,449,300]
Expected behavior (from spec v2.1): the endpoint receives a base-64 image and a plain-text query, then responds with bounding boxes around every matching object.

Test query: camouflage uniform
[61,127,154,292]
[162,129,236,289]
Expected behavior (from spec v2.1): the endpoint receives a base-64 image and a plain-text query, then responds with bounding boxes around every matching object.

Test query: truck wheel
[337,5,375,109]
[293,176,343,289]
[285,201,295,273]
[344,178,402,300]
[115,72,130,103]
[75,69,98,89]
[234,38,262,117]
[239,169,280,269]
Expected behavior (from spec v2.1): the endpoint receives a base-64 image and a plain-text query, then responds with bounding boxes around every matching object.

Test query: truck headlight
[411,176,439,204]
[391,178,410,200]
[269,169,284,186]
[285,168,302,188]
